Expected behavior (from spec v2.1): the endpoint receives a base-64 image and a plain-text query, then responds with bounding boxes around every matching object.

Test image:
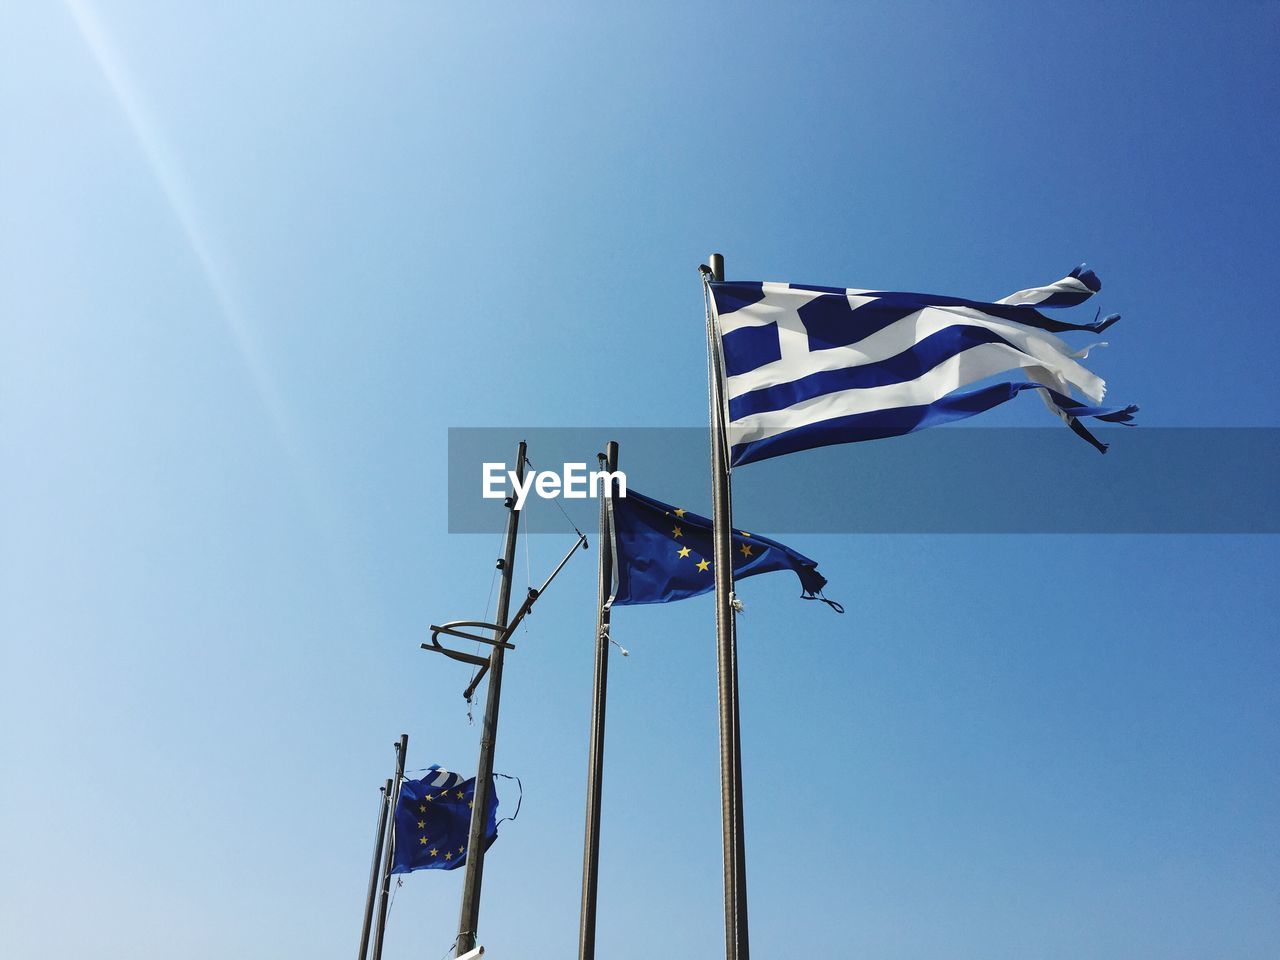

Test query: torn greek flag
[709,266,1137,466]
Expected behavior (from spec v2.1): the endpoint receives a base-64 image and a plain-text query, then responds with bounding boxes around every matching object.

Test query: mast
[455,440,526,956]
[371,734,408,960]
[578,441,619,960]
[356,778,393,960]
[705,252,750,960]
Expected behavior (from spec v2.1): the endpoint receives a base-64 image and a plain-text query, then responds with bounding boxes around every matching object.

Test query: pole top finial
[708,253,724,282]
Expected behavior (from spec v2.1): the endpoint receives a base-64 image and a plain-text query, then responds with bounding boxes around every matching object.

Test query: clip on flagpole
[423,532,588,700]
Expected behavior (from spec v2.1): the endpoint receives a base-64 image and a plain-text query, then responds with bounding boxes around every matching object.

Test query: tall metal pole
[371,734,409,960]
[578,441,619,960]
[456,440,526,957]
[706,252,750,960]
[357,778,394,960]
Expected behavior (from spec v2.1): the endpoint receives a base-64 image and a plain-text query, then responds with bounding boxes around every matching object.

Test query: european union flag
[611,488,839,610]
[390,768,498,874]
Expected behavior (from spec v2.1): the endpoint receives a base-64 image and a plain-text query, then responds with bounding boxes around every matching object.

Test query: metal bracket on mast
[422,532,588,699]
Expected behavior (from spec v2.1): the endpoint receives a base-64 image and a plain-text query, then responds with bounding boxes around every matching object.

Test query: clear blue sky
[2,2,1278,958]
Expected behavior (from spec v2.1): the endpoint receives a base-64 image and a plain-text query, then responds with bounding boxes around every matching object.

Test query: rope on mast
[465,522,506,710]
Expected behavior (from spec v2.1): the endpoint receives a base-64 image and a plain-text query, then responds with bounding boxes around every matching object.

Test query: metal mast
[356,778,393,960]
[577,441,619,960]
[455,440,526,956]
[371,734,408,960]
[706,253,750,960]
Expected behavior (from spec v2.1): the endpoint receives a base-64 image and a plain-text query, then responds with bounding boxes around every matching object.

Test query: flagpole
[456,440,526,957]
[705,252,750,960]
[578,440,619,960]
[371,734,408,960]
[357,778,393,960]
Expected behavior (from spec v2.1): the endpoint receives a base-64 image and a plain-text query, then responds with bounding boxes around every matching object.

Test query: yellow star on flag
[430,848,439,857]
[672,525,684,539]
[417,820,426,829]
[739,543,753,558]
[419,836,428,845]
[445,852,452,861]
[696,559,710,572]
[677,546,691,558]
[674,508,686,518]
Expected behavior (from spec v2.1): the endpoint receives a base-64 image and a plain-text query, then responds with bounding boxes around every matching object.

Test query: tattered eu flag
[610,488,841,611]
[391,767,498,874]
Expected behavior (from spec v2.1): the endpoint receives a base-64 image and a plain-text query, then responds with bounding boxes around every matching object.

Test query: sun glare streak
[63,0,295,445]
[63,0,362,622]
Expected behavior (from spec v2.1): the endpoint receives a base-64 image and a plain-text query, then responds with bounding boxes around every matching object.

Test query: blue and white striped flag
[709,266,1137,466]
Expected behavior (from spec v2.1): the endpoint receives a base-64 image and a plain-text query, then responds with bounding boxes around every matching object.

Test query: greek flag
[710,266,1137,466]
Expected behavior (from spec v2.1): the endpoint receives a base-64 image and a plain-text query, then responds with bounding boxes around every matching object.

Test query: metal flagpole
[705,252,750,960]
[357,778,394,960]
[456,440,526,957]
[371,734,409,960]
[578,440,619,960]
